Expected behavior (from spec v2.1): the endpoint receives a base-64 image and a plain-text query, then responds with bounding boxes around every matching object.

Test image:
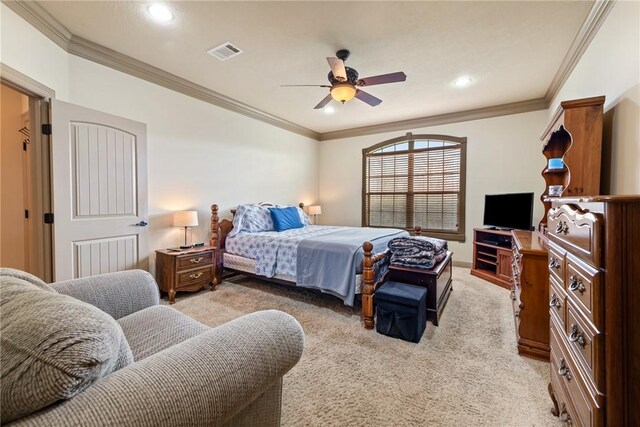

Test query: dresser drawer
[565,255,602,329]
[551,321,603,427]
[177,266,213,288]
[549,275,566,330]
[548,243,565,284]
[547,205,603,268]
[177,251,214,271]
[565,304,603,392]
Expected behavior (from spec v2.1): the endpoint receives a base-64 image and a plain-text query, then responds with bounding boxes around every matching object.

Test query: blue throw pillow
[269,207,304,232]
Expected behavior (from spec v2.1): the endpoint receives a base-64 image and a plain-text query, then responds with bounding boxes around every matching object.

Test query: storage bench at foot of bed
[386,251,453,326]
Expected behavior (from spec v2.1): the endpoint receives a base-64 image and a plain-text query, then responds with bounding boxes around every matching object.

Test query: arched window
[362,132,466,241]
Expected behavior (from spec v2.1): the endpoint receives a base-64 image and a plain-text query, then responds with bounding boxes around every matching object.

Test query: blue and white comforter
[225,225,408,305]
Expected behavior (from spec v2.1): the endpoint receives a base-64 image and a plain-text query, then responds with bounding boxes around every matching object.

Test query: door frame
[1,63,55,282]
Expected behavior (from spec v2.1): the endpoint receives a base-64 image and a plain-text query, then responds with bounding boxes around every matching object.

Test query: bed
[209,203,417,329]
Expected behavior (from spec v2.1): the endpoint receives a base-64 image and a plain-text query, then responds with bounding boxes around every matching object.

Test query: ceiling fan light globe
[330,83,357,103]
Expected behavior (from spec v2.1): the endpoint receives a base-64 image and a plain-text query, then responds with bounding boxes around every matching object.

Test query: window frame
[361,132,467,242]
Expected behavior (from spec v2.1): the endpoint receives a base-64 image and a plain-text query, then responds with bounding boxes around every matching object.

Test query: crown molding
[544,0,616,104]
[66,35,319,139]
[3,0,613,142]
[2,0,319,140]
[318,98,548,141]
[3,0,70,50]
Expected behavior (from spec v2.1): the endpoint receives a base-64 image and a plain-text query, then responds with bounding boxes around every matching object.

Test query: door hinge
[44,212,54,224]
[25,209,29,219]
[42,124,52,135]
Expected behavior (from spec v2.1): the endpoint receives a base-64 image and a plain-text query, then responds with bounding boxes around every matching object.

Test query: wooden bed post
[362,241,375,330]
[415,225,422,236]
[210,204,222,287]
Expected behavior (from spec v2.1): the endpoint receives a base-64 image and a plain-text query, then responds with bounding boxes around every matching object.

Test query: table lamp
[309,205,322,225]
[173,210,198,248]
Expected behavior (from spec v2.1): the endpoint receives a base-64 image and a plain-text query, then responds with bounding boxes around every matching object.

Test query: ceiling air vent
[207,42,243,61]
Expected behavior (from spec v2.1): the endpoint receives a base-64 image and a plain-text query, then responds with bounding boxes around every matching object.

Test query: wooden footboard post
[210,204,222,288]
[362,241,375,330]
[414,225,422,236]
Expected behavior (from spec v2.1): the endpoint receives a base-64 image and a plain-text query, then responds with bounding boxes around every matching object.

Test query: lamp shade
[173,210,198,227]
[309,205,322,215]
[330,83,356,103]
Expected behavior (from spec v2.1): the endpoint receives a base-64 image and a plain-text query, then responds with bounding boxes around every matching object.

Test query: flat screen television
[483,192,534,231]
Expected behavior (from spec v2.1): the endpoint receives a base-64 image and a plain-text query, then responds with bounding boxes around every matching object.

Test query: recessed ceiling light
[453,76,473,88]
[147,4,174,22]
[324,106,335,114]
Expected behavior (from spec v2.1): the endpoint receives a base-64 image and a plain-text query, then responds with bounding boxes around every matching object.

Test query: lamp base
[179,244,193,250]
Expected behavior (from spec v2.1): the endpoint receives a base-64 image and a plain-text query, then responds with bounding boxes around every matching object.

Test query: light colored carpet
[171,267,561,426]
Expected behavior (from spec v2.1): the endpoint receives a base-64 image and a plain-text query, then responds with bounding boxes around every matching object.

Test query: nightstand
[155,246,215,304]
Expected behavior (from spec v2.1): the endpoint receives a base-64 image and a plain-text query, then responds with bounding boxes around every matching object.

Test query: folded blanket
[388,236,449,270]
[388,236,448,255]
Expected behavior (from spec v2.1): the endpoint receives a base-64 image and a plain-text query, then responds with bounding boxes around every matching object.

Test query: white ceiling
[39,1,593,134]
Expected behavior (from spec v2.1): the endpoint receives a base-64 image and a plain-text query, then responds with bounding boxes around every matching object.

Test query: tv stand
[470,228,513,289]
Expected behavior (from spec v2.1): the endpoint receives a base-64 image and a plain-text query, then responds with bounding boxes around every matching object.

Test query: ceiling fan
[282,49,407,109]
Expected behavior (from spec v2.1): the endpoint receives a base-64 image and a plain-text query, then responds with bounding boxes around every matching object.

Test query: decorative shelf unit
[539,96,605,232]
[470,228,513,289]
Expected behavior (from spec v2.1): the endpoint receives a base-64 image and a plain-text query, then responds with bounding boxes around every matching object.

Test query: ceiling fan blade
[357,72,407,87]
[355,89,382,107]
[326,57,347,82]
[313,94,333,110]
[281,84,331,87]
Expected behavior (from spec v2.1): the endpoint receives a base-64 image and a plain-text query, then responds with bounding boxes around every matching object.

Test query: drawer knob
[190,257,204,264]
[549,258,561,270]
[549,294,561,310]
[569,324,586,348]
[555,221,569,235]
[558,358,572,380]
[189,272,204,279]
[568,276,586,294]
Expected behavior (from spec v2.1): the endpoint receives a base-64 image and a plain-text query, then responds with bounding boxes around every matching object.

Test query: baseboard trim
[453,261,472,269]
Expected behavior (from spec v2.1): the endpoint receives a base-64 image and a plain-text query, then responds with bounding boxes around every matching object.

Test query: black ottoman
[375,281,427,343]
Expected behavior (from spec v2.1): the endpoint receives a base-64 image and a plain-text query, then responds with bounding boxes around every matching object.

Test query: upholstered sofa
[0,268,304,426]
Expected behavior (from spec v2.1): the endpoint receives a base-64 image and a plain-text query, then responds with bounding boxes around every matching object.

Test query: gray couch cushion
[0,272,134,423]
[118,305,209,360]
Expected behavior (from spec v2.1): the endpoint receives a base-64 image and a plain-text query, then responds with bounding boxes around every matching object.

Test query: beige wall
[318,110,548,263]
[0,84,29,269]
[1,4,319,276]
[550,0,640,194]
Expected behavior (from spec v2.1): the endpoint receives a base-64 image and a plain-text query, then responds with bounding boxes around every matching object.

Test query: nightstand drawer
[177,266,213,288]
[177,251,214,271]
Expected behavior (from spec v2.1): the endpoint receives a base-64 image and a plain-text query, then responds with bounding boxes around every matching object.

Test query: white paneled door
[51,100,148,281]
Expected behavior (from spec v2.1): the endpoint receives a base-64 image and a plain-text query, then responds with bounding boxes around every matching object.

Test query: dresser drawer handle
[190,257,204,264]
[558,358,572,380]
[559,403,572,425]
[549,294,561,310]
[189,272,204,279]
[549,258,560,270]
[568,276,586,294]
[569,324,586,348]
[555,221,569,235]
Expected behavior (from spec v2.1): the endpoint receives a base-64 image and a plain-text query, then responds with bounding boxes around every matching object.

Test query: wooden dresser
[547,196,640,426]
[155,246,215,304]
[510,230,549,360]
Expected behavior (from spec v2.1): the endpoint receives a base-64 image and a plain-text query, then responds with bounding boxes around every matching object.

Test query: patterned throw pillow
[229,204,275,236]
